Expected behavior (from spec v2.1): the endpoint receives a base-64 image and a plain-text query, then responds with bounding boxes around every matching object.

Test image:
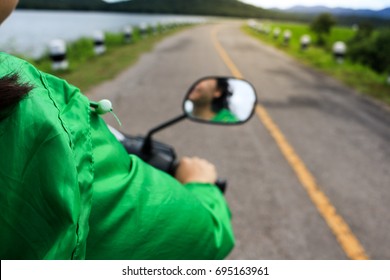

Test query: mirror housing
[183,76,257,125]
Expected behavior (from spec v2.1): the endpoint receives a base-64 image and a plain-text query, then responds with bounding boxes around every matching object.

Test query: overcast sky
[240,0,390,10]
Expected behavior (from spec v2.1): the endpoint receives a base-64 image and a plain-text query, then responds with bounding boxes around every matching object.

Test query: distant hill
[282,5,390,19]
[16,0,390,26]
[104,0,271,18]
[17,0,106,10]
[17,0,279,18]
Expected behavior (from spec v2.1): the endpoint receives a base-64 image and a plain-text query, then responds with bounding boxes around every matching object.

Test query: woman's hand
[175,157,217,184]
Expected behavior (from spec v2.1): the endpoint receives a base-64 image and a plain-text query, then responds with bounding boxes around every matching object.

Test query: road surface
[88,21,390,259]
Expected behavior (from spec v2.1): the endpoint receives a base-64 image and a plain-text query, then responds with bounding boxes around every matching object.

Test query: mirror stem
[141,113,187,154]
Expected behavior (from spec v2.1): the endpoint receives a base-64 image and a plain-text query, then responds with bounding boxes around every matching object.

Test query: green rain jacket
[212,109,239,123]
[0,53,234,260]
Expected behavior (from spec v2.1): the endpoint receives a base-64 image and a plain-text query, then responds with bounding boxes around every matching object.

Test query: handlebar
[117,129,227,194]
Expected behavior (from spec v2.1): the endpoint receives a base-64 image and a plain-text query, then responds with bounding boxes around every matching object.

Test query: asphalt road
[88,21,390,260]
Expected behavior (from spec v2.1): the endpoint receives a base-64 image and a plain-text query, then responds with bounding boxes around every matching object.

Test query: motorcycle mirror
[183,76,257,125]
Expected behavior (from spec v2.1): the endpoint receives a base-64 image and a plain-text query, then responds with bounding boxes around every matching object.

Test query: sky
[239,0,390,10]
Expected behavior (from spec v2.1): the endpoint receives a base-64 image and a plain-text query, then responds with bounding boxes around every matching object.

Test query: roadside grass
[243,22,390,106]
[28,26,190,92]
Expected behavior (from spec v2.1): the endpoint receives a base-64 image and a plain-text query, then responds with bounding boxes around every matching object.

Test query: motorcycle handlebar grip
[215,178,227,194]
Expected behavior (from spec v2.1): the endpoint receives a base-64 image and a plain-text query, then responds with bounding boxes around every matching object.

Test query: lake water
[0,10,207,58]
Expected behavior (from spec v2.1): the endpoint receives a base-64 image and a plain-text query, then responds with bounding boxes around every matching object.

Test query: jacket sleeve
[0,54,94,260]
[0,96,81,260]
[85,115,235,260]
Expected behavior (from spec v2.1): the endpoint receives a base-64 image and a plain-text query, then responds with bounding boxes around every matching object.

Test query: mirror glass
[183,77,257,124]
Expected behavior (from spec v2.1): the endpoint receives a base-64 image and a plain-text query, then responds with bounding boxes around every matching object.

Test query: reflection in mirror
[184,77,257,124]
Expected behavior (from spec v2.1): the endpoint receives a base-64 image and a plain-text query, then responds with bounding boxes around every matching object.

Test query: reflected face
[184,77,257,125]
[188,79,221,106]
[0,0,18,24]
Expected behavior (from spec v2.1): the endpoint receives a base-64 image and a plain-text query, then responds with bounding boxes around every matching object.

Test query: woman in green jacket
[0,0,234,260]
[187,77,239,123]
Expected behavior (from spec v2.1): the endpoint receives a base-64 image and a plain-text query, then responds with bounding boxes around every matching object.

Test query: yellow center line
[211,25,369,260]
[212,27,243,79]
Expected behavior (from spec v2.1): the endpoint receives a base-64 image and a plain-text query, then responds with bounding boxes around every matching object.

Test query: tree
[350,21,374,44]
[310,13,336,46]
[348,28,390,74]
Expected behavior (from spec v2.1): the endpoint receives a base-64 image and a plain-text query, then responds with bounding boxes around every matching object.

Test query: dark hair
[212,78,232,112]
[0,74,34,111]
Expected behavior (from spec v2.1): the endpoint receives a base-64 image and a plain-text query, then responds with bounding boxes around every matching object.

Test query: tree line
[17,0,275,18]
[17,0,390,29]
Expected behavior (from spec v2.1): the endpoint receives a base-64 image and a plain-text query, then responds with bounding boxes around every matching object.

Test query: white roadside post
[264,25,271,35]
[153,22,159,35]
[256,22,263,33]
[49,39,68,71]
[273,27,280,40]
[124,26,133,43]
[300,34,311,51]
[93,30,106,55]
[139,23,148,38]
[247,19,256,29]
[333,41,347,64]
[284,30,292,45]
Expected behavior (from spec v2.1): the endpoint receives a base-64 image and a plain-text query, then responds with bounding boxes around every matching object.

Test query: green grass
[244,22,390,105]
[28,25,190,92]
